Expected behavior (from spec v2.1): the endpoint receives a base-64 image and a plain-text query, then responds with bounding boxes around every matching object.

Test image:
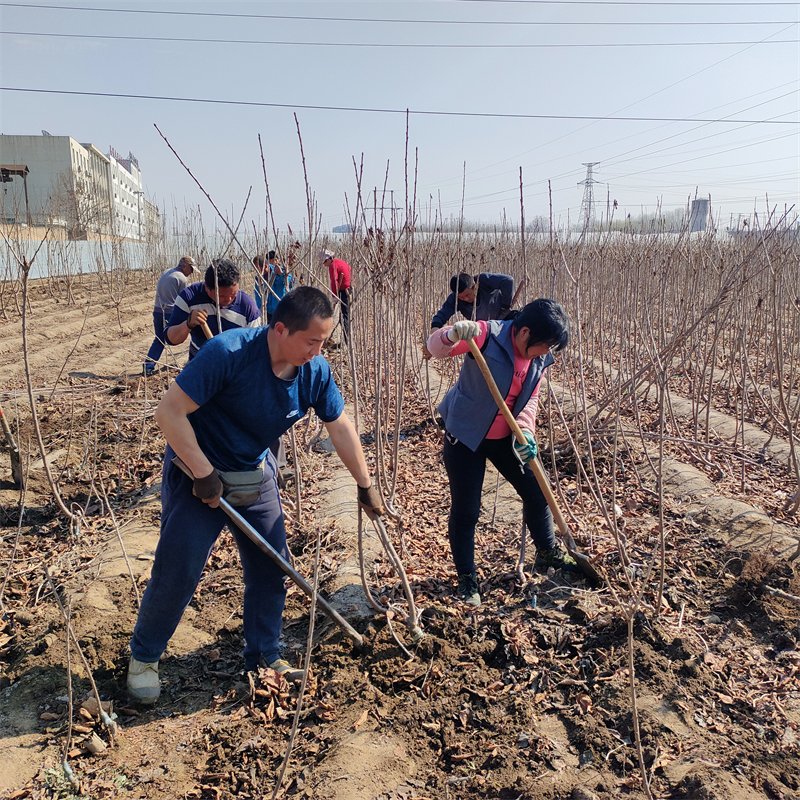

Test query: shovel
[465,340,603,586]
[0,404,23,486]
[171,456,364,647]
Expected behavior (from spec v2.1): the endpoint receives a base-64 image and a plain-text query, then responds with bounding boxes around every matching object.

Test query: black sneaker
[535,545,581,574]
[457,572,481,608]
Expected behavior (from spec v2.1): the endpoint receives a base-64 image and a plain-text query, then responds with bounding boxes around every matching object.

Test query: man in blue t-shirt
[165,259,260,360]
[127,286,384,704]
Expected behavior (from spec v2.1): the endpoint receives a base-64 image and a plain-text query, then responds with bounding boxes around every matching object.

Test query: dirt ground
[1,278,799,800]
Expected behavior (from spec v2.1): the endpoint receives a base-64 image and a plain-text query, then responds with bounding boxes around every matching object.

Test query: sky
[1,0,798,234]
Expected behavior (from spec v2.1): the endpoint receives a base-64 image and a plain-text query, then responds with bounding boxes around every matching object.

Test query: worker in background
[423,271,514,360]
[127,286,384,704]
[143,255,198,375]
[253,251,297,487]
[165,259,259,360]
[319,249,351,344]
[426,299,578,608]
[254,251,295,324]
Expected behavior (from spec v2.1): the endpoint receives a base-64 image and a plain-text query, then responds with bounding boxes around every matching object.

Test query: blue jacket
[255,268,295,314]
[430,272,514,329]
[437,319,553,452]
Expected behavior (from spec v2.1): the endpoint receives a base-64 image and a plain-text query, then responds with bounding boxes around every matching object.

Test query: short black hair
[512,298,570,352]
[451,272,475,294]
[272,286,333,334]
[268,250,276,260]
[205,258,240,288]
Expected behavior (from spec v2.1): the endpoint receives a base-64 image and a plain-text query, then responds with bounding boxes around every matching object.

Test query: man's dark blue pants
[145,311,167,367]
[130,445,288,670]
[443,433,557,575]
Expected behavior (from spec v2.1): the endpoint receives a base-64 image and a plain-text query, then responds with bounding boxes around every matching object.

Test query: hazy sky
[1,0,798,233]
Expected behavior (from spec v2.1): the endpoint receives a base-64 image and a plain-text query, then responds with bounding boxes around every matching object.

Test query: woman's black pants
[442,433,557,575]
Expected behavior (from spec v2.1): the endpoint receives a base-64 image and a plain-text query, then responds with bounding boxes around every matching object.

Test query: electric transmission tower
[578,162,601,230]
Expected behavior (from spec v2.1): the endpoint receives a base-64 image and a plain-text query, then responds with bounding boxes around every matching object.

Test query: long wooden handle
[465,339,574,547]
[171,457,364,647]
[200,320,214,340]
[509,276,527,310]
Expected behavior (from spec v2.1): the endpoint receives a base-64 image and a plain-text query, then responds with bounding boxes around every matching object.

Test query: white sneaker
[127,657,160,704]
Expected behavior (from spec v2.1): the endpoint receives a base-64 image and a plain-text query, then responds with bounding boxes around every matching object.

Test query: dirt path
[1,278,189,389]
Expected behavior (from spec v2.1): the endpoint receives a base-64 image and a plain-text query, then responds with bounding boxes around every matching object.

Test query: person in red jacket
[319,249,351,343]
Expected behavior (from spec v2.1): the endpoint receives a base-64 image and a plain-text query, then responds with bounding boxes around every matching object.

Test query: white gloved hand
[448,320,481,342]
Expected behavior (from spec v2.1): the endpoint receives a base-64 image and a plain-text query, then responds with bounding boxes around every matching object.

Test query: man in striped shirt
[165,259,260,360]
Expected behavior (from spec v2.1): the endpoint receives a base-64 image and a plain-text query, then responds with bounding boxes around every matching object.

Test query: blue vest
[437,319,554,452]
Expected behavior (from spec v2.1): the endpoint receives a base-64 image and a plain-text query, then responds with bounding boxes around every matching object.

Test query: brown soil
[1,279,799,800]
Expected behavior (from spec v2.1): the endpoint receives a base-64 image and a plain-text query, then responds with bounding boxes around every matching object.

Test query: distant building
[689,198,710,233]
[0,133,158,240]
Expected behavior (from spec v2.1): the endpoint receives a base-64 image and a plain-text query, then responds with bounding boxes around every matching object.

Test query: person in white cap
[319,249,351,343]
[144,256,198,375]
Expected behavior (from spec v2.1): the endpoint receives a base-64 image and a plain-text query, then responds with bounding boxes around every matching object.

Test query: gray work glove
[448,320,481,342]
[358,484,384,521]
[193,469,223,505]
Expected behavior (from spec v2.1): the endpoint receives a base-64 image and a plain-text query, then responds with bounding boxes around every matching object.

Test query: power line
[453,0,800,6]
[418,19,797,191]
[606,129,800,181]
[0,2,793,26]
[597,91,800,168]
[3,29,797,49]
[424,79,798,190]
[421,125,799,212]
[3,85,798,125]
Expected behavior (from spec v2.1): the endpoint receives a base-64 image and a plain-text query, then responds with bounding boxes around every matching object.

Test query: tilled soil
[1,278,799,800]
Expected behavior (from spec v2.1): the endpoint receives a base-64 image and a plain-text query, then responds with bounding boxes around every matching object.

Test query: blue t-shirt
[175,326,344,472]
[166,282,260,358]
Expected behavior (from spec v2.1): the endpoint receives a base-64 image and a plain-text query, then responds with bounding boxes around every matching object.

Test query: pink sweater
[427,321,541,438]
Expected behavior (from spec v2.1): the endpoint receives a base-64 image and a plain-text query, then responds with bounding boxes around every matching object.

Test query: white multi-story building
[107,146,143,240]
[0,132,157,240]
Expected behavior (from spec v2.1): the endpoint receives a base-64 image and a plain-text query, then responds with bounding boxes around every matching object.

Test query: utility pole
[578,162,600,231]
[364,189,402,228]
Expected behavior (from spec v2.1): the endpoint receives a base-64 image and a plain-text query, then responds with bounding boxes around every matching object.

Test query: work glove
[513,430,538,465]
[187,309,208,330]
[448,320,481,343]
[193,469,223,505]
[357,483,384,521]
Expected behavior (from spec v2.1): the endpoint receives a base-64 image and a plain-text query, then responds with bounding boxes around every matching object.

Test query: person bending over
[423,271,514,360]
[165,258,259,360]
